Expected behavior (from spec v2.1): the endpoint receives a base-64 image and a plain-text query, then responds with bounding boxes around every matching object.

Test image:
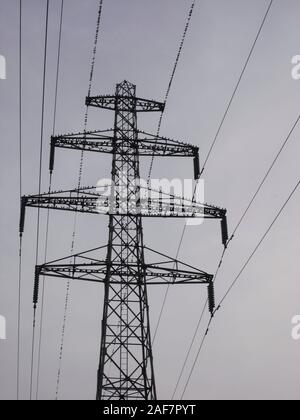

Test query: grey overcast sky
[0,0,300,400]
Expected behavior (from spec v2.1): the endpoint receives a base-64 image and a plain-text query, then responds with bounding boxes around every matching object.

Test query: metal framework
[20,81,228,400]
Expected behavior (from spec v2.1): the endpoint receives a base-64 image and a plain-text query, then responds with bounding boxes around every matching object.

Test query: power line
[152,0,274,357]
[231,113,300,238]
[200,0,274,176]
[147,0,196,184]
[180,177,300,399]
[218,179,300,309]
[35,0,65,400]
[55,0,105,400]
[55,280,70,400]
[180,315,213,400]
[172,110,300,398]
[152,221,187,344]
[30,0,50,401]
[17,0,22,401]
[150,0,198,343]
[171,247,225,399]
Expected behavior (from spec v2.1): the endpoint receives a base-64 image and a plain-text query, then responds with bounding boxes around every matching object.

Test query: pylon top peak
[120,79,135,86]
[117,79,136,92]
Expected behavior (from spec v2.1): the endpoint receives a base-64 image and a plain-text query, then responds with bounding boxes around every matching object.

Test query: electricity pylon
[20,81,228,400]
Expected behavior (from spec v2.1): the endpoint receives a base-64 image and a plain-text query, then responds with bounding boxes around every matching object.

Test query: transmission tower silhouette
[20,80,228,400]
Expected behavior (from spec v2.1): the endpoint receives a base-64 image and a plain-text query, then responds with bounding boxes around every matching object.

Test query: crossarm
[20,187,229,246]
[86,95,165,113]
[33,245,216,314]
[36,263,212,285]
[49,130,200,177]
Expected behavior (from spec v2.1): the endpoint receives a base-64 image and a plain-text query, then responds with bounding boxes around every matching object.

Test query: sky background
[0,0,300,400]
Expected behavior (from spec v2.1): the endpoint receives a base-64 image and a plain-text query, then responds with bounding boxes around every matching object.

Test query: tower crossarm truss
[50,130,200,176]
[34,246,213,288]
[86,95,165,113]
[20,187,228,246]
[21,187,225,218]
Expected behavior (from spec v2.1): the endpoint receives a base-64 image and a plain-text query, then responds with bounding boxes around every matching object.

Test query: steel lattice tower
[20,81,228,400]
[98,81,156,400]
